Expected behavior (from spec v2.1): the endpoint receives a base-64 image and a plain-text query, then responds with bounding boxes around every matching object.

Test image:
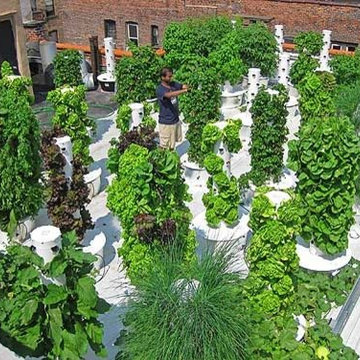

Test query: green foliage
[175,56,221,164]
[0,232,107,359]
[208,30,248,85]
[246,191,301,316]
[107,139,196,282]
[204,153,224,175]
[53,50,82,88]
[201,124,222,153]
[290,53,319,86]
[163,16,234,59]
[0,70,42,234]
[203,172,240,227]
[288,116,360,254]
[294,31,323,55]
[236,22,278,76]
[142,102,157,130]
[116,104,132,133]
[330,50,360,85]
[117,248,249,360]
[1,61,13,77]
[297,71,336,123]
[115,44,163,105]
[47,85,95,166]
[249,85,289,186]
[223,120,242,153]
[334,81,360,133]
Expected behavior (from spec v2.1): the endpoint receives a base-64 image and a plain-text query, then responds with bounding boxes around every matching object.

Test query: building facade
[0,0,31,77]
[41,0,360,50]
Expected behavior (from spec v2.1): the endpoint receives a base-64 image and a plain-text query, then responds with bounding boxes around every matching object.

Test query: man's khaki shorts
[159,122,182,150]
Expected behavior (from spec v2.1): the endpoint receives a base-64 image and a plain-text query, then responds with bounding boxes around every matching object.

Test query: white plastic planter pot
[83,232,106,270]
[129,103,144,130]
[193,209,250,275]
[84,168,102,199]
[288,84,299,99]
[265,190,291,209]
[55,135,73,180]
[30,225,62,264]
[286,96,299,122]
[296,236,352,272]
[214,139,231,176]
[97,73,115,92]
[294,314,307,341]
[181,153,209,186]
[14,217,36,243]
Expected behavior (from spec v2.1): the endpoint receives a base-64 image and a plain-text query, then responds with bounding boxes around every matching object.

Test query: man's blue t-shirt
[156,81,183,125]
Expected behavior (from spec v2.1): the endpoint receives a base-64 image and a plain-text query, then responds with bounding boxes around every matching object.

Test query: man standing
[156,67,188,150]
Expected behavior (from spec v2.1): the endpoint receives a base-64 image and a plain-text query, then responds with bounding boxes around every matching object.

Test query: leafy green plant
[294,31,323,56]
[290,31,322,87]
[163,16,234,60]
[288,116,360,254]
[330,49,360,85]
[334,80,360,133]
[201,124,222,153]
[116,248,248,360]
[249,84,289,186]
[41,130,93,240]
[53,50,82,88]
[203,153,224,175]
[203,172,240,227]
[142,102,156,130]
[116,104,132,133]
[1,61,13,77]
[237,22,278,76]
[115,44,163,105]
[175,55,221,164]
[0,67,42,234]
[290,53,319,87]
[47,85,95,166]
[0,231,107,359]
[223,120,242,153]
[297,71,336,123]
[107,138,196,282]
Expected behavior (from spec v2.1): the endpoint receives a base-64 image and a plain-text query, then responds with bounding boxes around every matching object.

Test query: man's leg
[159,123,172,149]
[175,121,183,143]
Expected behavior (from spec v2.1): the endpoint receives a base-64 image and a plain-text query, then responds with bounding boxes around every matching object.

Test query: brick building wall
[241,0,360,45]
[47,0,240,48]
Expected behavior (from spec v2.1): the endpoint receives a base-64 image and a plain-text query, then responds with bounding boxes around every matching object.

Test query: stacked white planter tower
[97,37,116,91]
[220,81,245,121]
[318,30,332,72]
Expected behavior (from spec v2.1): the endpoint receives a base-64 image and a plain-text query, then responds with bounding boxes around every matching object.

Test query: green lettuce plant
[115,44,163,105]
[294,31,323,56]
[0,231,107,359]
[288,116,360,254]
[0,66,42,234]
[204,153,224,176]
[223,120,242,153]
[298,71,336,123]
[107,133,196,282]
[249,84,289,186]
[201,124,222,153]
[47,85,95,166]
[53,50,82,88]
[290,54,319,87]
[116,104,132,133]
[142,102,156,130]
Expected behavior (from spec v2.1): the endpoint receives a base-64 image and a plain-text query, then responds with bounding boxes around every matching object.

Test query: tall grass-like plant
[116,248,248,360]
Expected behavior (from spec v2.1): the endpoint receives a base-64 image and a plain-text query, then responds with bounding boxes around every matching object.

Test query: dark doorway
[0,20,19,75]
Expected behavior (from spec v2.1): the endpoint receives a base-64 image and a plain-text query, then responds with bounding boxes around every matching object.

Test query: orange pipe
[56,41,353,57]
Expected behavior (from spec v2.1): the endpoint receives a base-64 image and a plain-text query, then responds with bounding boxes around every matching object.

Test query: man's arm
[163,88,188,99]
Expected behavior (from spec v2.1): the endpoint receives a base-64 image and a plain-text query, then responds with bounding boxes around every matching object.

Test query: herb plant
[0,231,107,359]
[116,248,248,360]
[116,104,132,133]
[47,85,95,166]
[249,85,289,186]
[0,66,42,234]
[223,120,242,153]
[288,116,360,254]
[53,50,82,88]
[294,31,323,56]
[330,49,360,85]
[115,44,163,105]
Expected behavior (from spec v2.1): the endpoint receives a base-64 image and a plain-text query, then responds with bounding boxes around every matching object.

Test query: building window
[48,30,58,42]
[105,19,116,40]
[331,44,341,51]
[347,46,356,52]
[127,22,139,46]
[151,25,159,47]
[45,0,55,17]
